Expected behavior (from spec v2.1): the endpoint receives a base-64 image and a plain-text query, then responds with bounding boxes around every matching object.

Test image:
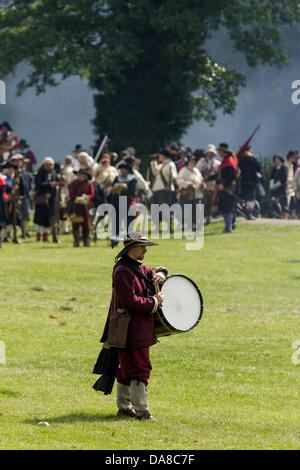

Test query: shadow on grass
[24,412,121,424]
[284,259,300,263]
[0,388,22,397]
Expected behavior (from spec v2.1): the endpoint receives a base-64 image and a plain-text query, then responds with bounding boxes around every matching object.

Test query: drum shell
[154,274,203,338]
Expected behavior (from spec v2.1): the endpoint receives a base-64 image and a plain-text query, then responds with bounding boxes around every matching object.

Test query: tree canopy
[1,0,300,154]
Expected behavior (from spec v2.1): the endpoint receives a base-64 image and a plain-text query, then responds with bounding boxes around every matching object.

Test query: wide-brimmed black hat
[187,154,196,163]
[77,168,92,180]
[273,155,284,164]
[1,121,12,131]
[19,139,29,148]
[115,232,158,259]
[217,142,229,151]
[159,148,172,158]
[2,161,15,169]
[73,144,83,153]
[286,150,300,160]
[117,161,134,173]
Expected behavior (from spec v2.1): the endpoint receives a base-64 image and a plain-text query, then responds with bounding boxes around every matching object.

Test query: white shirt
[177,166,204,199]
[150,159,177,192]
[196,157,220,191]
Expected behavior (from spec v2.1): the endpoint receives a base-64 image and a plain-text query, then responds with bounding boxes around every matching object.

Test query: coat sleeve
[114,270,155,314]
[35,171,51,192]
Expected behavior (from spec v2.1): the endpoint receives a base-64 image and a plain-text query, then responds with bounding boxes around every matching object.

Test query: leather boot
[73,228,80,247]
[116,382,136,418]
[83,229,90,247]
[129,379,157,421]
[42,232,48,242]
[36,232,41,242]
[21,221,26,239]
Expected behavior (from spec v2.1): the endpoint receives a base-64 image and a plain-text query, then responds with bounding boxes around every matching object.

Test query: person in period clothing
[177,154,205,228]
[78,151,98,173]
[269,155,288,218]
[60,155,76,234]
[110,162,137,248]
[1,161,22,243]
[175,147,188,172]
[150,149,178,231]
[0,164,10,244]
[68,168,95,247]
[11,154,32,238]
[0,121,19,163]
[122,155,152,203]
[73,144,84,171]
[196,144,220,225]
[238,148,262,220]
[285,151,299,218]
[17,139,36,172]
[150,149,177,205]
[33,157,60,242]
[97,232,167,420]
[216,148,238,233]
[293,162,300,219]
[93,153,118,203]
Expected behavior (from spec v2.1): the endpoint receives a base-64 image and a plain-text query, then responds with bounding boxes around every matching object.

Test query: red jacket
[69,179,94,205]
[0,175,9,202]
[101,257,157,350]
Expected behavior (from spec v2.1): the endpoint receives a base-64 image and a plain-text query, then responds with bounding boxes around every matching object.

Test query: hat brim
[115,240,158,259]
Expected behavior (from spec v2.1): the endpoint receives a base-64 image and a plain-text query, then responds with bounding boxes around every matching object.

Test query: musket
[95,135,109,163]
[236,124,261,162]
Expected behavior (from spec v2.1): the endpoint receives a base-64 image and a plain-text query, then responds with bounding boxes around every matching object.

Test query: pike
[236,123,261,162]
[95,134,109,163]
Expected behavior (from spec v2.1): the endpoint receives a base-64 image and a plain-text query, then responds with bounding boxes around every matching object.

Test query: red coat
[101,258,157,350]
[69,179,94,205]
[0,175,9,202]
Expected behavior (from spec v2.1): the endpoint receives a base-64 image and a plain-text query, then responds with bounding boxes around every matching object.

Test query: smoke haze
[1,28,300,163]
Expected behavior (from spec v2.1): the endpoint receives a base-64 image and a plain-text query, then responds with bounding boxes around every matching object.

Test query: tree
[1,0,300,155]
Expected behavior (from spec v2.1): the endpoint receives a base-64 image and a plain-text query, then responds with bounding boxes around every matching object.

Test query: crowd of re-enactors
[0,120,300,248]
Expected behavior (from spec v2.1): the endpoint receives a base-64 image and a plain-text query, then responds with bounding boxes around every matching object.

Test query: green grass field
[0,222,300,450]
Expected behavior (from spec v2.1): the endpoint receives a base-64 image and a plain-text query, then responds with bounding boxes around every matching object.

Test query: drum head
[160,275,203,332]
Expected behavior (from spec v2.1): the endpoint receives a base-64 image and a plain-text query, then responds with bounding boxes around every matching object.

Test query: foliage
[1,1,300,153]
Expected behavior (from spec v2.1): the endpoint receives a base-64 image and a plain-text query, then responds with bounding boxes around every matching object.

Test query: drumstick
[152,270,160,294]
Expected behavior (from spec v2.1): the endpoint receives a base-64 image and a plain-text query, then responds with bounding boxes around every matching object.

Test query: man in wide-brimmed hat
[17,138,36,172]
[68,168,95,246]
[216,146,238,233]
[285,150,299,217]
[196,144,220,224]
[33,157,60,242]
[0,121,19,163]
[95,231,167,420]
[11,153,32,238]
[93,152,118,201]
[269,155,288,218]
[110,161,137,248]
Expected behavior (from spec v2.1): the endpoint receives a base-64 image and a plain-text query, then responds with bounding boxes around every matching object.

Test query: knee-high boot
[83,228,90,247]
[73,226,80,247]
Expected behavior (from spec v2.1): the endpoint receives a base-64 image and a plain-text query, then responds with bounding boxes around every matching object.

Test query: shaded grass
[0,222,300,449]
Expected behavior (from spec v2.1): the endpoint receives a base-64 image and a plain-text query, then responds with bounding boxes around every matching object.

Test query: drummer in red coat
[68,168,94,247]
[99,232,167,421]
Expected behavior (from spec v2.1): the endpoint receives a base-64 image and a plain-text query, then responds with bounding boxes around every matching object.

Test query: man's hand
[152,272,166,285]
[154,292,164,307]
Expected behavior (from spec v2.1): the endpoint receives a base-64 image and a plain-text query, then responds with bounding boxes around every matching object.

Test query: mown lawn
[0,222,299,450]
